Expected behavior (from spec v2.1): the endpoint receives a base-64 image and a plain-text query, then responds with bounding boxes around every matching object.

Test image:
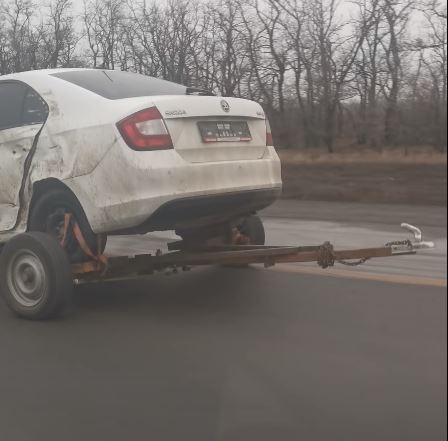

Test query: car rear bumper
[64,145,282,234]
[116,188,281,234]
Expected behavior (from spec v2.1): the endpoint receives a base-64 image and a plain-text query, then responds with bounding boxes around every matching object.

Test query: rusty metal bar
[69,222,433,284]
[71,245,415,281]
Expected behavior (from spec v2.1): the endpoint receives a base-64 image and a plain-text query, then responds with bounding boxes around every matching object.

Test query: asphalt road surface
[0,201,446,441]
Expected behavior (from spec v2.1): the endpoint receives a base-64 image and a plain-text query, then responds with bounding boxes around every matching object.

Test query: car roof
[0,68,108,81]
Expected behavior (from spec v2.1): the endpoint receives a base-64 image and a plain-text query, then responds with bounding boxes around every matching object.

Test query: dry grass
[279,148,447,165]
[278,148,447,206]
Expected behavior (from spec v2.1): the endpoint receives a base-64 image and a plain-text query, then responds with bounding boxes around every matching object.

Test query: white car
[0,69,282,263]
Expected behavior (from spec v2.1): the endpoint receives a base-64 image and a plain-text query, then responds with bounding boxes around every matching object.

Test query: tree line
[0,0,446,152]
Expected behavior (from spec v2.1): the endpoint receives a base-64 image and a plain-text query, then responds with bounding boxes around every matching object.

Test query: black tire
[222,215,266,268]
[238,215,266,245]
[0,232,73,320]
[28,188,106,263]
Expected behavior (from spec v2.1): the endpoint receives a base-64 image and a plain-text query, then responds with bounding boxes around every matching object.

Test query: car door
[0,81,49,232]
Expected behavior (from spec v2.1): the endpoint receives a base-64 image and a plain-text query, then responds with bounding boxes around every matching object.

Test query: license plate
[198,121,252,142]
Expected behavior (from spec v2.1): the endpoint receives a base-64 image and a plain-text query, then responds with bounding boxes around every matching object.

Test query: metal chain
[337,239,413,267]
[337,257,370,267]
[318,241,371,268]
[317,238,413,270]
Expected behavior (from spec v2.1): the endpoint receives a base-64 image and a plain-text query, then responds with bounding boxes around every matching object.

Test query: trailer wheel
[0,232,73,320]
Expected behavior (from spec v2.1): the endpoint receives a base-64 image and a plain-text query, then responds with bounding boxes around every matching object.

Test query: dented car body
[0,69,282,244]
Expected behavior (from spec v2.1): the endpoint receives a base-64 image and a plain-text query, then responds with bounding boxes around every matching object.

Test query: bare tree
[1,0,36,72]
[419,0,447,150]
[305,0,374,152]
[0,0,446,152]
[380,0,414,146]
[352,0,384,148]
[274,0,322,147]
[205,0,251,96]
[40,0,78,68]
[83,0,123,69]
[0,2,10,74]
[253,0,288,113]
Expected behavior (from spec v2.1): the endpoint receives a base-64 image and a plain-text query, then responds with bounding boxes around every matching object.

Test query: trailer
[0,221,435,320]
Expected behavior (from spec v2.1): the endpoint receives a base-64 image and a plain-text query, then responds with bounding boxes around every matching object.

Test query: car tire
[222,215,266,269]
[238,215,266,245]
[28,188,106,263]
[0,232,73,320]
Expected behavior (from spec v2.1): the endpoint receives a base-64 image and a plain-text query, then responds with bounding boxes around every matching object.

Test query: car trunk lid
[152,96,268,163]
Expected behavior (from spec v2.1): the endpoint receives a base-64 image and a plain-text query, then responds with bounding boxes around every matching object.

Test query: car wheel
[237,215,266,245]
[0,232,73,320]
[28,189,107,263]
[222,215,266,268]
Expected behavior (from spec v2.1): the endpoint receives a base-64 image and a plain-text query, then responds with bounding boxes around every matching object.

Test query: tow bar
[71,223,435,285]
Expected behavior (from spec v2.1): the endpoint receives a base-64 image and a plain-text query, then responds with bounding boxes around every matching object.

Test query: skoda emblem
[221,100,230,113]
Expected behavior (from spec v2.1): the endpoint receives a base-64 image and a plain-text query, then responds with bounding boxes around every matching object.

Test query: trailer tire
[0,232,73,320]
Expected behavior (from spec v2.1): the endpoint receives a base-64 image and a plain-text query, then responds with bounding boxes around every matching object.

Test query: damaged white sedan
[0,69,282,269]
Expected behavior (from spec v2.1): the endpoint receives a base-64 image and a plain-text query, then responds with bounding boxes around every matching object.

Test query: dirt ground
[279,150,447,206]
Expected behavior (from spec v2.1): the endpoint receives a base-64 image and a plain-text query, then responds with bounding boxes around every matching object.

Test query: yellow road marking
[267,264,447,288]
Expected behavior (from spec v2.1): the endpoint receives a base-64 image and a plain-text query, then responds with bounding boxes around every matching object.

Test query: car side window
[0,82,27,130]
[0,81,48,131]
[22,88,48,125]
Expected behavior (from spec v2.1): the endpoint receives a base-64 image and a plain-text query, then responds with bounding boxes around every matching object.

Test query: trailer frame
[71,223,435,285]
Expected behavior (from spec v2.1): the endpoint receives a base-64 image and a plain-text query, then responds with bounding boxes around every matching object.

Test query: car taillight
[117,107,173,151]
[266,118,274,147]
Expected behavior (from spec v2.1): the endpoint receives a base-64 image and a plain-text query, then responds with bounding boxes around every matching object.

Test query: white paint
[0,125,43,230]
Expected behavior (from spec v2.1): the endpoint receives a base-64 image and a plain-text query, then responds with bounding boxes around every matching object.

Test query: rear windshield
[51,70,187,100]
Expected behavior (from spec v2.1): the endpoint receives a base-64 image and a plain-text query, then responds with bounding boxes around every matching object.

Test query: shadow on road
[73,267,265,316]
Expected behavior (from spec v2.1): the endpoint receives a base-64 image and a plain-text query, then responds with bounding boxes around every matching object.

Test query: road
[0,201,446,441]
